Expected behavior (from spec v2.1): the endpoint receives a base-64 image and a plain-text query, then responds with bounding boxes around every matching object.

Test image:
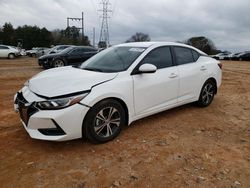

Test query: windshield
[80,46,146,73]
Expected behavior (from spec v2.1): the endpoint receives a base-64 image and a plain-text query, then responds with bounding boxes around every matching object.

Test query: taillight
[218,63,222,69]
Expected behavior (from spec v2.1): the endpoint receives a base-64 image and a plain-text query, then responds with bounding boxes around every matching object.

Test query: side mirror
[138,64,157,74]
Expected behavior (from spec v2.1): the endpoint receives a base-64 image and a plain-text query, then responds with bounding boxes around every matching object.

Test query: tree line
[0,23,90,49]
[0,22,220,54]
[126,32,221,55]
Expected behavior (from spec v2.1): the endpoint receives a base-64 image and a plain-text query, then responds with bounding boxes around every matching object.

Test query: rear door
[173,46,207,103]
[132,46,179,115]
[0,46,10,57]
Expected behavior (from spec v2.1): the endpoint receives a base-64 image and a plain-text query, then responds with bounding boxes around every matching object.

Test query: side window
[141,47,173,69]
[58,46,67,50]
[0,46,9,49]
[71,48,85,55]
[174,47,194,65]
[192,50,200,61]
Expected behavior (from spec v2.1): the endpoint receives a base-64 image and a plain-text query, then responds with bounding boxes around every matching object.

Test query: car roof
[116,42,206,55]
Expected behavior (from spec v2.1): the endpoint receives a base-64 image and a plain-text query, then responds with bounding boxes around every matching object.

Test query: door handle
[200,66,207,71]
[169,73,178,78]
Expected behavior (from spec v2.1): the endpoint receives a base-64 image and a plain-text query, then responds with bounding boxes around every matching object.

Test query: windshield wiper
[83,67,104,72]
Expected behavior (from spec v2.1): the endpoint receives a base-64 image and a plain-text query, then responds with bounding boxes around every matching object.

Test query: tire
[197,80,216,107]
[31,53,37,58]
[52,59,65,68]
[8,53,15,59]
[83,99,126,143]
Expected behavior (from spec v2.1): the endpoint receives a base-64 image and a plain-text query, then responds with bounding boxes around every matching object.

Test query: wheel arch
[8,53,15,58]
[81,97,130,138]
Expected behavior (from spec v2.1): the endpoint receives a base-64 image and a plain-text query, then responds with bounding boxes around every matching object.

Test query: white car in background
[0,45,20,59]
[211,52,231,60]
[14,42,222,143]
[44,45,73,55]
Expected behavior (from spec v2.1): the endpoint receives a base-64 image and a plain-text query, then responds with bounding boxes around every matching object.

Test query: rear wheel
[83,99,125,143]
[197,80,216,107]
[8,53,15,59]
[52,59,65,68]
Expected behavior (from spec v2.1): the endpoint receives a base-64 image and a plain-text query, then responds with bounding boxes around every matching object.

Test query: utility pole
[93,27,96,48]
[98,0,112,48]
[66,12,85,42]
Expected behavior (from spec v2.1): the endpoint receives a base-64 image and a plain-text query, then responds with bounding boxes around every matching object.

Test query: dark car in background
[238,52,250,61]
[38,46,98,68]
[230,52,248,61]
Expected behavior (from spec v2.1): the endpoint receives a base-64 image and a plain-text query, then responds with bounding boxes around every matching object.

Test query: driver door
[132,46,179,116]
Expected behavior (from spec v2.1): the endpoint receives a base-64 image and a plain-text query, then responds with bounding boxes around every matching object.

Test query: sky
[0,0,249,52]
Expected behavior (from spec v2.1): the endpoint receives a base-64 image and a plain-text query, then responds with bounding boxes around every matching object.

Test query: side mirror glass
[138,64,157,74]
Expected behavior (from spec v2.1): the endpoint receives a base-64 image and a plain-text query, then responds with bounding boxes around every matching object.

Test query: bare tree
[126,32,151,43]
[184,36,219,55]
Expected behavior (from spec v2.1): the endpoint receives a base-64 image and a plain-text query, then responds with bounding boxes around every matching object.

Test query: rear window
[174,47,195,65]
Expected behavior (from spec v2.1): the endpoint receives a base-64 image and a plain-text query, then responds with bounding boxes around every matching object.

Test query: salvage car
[14,42,222,143]
[26,47,49,57]
[38,46,98,68]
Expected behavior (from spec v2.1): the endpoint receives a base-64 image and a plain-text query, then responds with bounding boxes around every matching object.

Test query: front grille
[15,92,39,126]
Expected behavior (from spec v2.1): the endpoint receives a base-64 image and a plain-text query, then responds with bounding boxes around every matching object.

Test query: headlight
[36,93,88,110]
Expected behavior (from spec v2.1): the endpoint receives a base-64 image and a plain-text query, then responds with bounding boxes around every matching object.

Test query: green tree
[1,23,15,45]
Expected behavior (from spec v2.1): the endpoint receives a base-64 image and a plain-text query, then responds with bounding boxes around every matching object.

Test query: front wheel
[8,53,15,59]
[83,99,126,143]
[52,59,65,68]
[197,80,216,107]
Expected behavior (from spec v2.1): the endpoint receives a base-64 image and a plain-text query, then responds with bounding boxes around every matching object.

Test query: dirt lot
[0,57,249,188]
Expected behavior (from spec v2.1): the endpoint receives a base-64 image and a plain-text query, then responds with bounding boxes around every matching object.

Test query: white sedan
[14,42,222,143]
[0,45,20,58]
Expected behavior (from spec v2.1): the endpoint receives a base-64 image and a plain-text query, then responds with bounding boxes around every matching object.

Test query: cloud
[0,0,249,51]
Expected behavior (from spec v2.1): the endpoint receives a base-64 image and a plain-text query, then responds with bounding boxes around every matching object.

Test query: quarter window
[192,50,200,61]
[141,47,173,69]
[174,47,194,65]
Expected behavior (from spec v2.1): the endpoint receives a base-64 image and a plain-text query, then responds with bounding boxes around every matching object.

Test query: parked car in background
[45,45,73,55]
[238,52,250,61]
[224,52,240,60]
[231,51,250,61]
[0,45,20,59]
[38,46,98,68]
[26,47,49,57]
[14,42,222,143]
[211,52,231,60]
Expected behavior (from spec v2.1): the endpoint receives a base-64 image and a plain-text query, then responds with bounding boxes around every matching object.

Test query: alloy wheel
[94,107,121,138]
[201,83,214,105]
[54,60,64,67]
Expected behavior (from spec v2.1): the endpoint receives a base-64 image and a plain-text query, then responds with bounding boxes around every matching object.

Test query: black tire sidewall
[83,99,125,143]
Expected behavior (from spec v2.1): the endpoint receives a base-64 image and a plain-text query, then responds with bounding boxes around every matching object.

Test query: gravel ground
[0,57,249,188]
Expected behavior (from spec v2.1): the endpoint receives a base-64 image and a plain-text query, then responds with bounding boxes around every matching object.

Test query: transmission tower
[98,0,112,48]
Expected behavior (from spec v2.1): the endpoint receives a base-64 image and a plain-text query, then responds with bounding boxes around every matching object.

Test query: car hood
[28,66,118,98]
[39,53,62,59]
